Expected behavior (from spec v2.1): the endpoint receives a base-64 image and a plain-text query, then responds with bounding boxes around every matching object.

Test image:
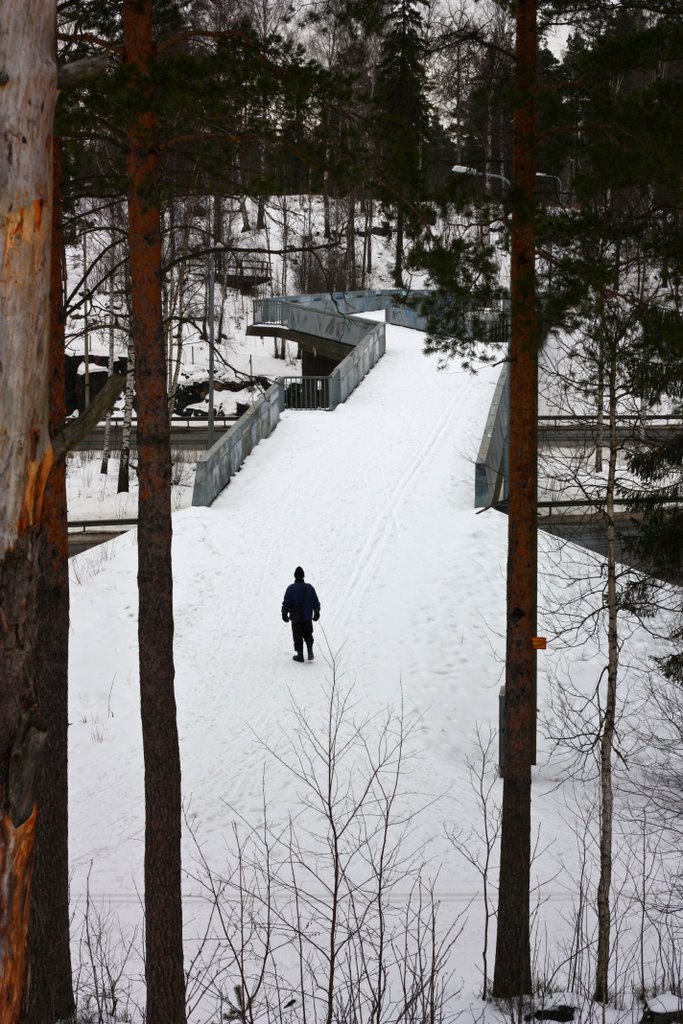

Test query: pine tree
[122,3,186,1021]
[375,0,431,285]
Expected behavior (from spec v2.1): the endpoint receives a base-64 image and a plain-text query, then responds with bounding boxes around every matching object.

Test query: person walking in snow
[282,566,320,662]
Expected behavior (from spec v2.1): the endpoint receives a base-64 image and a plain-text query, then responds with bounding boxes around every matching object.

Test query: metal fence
[281,376,330,410]
[258,289,432,330]
[252,298,372,347]
[263,288,513,338]
[192,383,284,506]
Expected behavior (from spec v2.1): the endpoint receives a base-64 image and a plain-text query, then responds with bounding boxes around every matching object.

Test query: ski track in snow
[67,315,659,968]
[69,318,508,899]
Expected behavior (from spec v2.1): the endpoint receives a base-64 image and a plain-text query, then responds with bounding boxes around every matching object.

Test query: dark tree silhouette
[22,136,76,1024]
[122,2,186,1021]
[375,0,431,285]
[491,0,537,996]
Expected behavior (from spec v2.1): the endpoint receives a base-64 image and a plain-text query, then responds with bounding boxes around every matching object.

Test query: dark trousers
[291,620,313,655]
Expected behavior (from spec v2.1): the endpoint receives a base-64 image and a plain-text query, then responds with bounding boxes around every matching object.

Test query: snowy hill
[67,313,672,1022]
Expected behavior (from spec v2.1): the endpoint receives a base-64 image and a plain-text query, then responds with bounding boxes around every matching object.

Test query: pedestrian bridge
[201,288,681,583]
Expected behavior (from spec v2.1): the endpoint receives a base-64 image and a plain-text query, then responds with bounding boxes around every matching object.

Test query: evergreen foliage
[374,0,431,200]
[374,0,432,283]
[57,0,338,207]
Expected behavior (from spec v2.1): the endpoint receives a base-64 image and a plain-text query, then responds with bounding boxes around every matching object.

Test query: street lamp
[451,163,512,191]
[451,164,563,201]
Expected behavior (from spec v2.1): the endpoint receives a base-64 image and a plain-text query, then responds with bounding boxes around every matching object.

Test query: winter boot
[292,653,304,663]
[307,646,314,661]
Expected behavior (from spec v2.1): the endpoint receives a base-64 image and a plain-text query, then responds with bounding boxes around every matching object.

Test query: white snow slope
[67,315,664,1021]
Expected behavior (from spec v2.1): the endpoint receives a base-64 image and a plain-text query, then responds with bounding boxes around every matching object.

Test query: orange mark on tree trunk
[2,209,24,270]
[32,198,43,233]
[2,200,46,270]
[0,807,37,1024]
[18,446,54,533]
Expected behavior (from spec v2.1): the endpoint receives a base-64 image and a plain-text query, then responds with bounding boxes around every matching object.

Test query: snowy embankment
[67,315,669,1020]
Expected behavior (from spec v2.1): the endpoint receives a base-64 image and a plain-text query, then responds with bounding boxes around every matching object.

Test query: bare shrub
[72,868,140,1023]
[185,661,466,1024]
[446,725,501,998]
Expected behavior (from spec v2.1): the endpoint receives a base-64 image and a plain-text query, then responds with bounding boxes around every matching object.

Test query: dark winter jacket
[282,581,320,623]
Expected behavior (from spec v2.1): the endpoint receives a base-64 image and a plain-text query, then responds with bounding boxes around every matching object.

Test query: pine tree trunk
[594,334,619,1004]
[22,135,75,1024]
[122,5,185,1021]
[0,4,57,1020]
[492,0,537,998]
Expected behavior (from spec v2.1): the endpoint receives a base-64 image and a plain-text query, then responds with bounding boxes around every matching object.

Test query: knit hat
[294,566,305,579]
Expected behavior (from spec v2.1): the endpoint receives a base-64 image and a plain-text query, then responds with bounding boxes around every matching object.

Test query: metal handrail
[68,518,138,531]
[538,413,683,423]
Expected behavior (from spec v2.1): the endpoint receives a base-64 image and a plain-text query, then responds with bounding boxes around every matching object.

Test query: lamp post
[451,163,512,192]
[452,165,563,202]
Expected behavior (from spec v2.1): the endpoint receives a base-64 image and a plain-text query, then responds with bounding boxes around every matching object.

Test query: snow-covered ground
[67,314,680,1023]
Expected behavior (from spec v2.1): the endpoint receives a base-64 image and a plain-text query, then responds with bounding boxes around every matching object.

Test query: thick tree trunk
[122,4,186,1023]
[21,135,75,1024]
[0,5,57,1021]
[492,0,537,999]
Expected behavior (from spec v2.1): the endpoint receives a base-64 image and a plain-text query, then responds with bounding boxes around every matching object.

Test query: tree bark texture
[21,136,75,1024]
[122,4,186,1023]
[0,5,57,1020]
[492,0,537,999]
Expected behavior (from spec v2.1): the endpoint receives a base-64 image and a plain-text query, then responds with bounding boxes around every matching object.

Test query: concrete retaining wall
[192,383,284,507]
[474,364,509,508]
[329,320,386,407]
